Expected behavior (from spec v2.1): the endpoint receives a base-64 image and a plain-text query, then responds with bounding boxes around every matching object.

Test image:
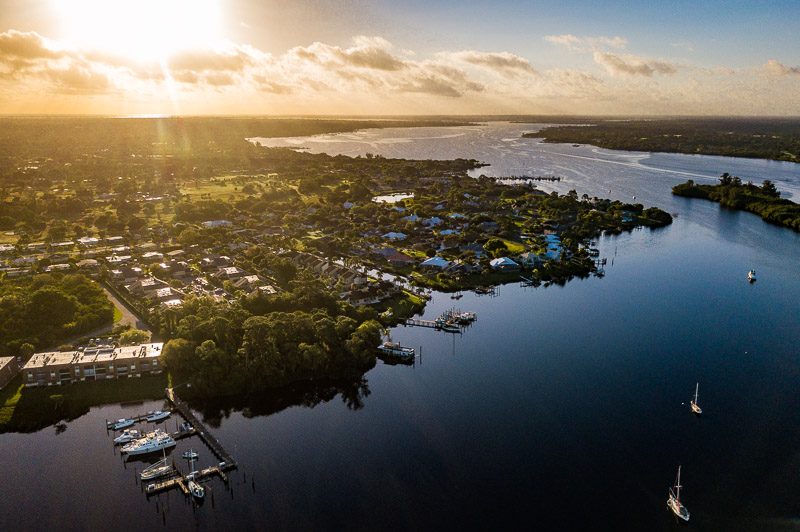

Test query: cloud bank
[0,30,797,115]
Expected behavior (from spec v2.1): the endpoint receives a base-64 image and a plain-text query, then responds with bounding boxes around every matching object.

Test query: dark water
[3,123,800,531]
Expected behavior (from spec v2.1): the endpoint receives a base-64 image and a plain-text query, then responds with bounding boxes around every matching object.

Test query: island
[672,173,800,231]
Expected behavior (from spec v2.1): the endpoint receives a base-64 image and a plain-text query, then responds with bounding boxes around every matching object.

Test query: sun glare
[52,0,223,62]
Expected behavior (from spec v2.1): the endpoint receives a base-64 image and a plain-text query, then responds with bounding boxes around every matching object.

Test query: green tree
[119,328,149,345]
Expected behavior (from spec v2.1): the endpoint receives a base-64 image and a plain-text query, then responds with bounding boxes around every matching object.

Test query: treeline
[157,279,383,395]
[0,273,114,355]
[524,118,800,162]
[672,173,800,231]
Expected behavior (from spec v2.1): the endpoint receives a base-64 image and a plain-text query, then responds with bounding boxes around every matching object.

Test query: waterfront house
[519,252,545,268]
[489,257,521,272]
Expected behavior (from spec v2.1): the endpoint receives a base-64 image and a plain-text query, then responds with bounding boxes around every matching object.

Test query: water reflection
[186,377,372,428]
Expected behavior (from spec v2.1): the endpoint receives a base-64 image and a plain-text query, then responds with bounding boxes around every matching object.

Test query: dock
[144,463,230,496]
[166,387,238,470]
[401,308,476,333]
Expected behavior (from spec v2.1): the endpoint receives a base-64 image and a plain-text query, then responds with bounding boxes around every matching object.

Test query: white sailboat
[667,466,690,521]
[140,448,172,481]
[690,383,702,415]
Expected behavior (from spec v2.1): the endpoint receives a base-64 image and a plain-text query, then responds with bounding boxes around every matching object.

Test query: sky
[0,0,798,116]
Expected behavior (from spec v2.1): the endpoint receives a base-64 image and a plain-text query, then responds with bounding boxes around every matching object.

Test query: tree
[761,180,780,198]
[119,328,149,345]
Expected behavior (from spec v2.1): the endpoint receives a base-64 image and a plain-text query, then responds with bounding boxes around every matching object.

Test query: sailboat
[186,449,204,499]
[690,383,702,415]
[667,466,690,521]
[140,448,172,481]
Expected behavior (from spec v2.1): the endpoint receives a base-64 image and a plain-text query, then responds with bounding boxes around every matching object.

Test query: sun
[52,0,223,62]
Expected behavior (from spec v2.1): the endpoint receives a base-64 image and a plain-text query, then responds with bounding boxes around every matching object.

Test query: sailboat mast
[675,466,682,499]
[694,383,699,403]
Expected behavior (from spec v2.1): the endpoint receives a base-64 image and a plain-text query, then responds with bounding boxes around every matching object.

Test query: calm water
[3,123,800,531]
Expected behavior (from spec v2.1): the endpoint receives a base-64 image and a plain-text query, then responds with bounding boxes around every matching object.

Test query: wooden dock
[144,464,230,496]
[166,388,238,470]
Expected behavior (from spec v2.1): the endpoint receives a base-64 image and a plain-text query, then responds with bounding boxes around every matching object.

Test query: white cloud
[761,59,800,76]
[593,51,677,77]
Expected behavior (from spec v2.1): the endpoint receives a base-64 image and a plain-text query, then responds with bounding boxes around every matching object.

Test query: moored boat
[377,342,415,363]
[113,428,141,444]
[122,430,176,456]
[186,450,204,499]
[748,269,756,282]
[112,418,135,431]
[182,451,199,459]
[140,454,172,481]
[667,466,690,521]
[145,410,170,422]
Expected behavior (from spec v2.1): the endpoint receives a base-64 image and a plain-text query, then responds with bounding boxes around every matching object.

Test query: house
[213,266,246,281]
[110,266,143,283]
[449,213,467,220]
[479,221,499,232]
[460,243,486,257]
[44,263,72,273]
[0,356,20,390]
[202,220,232,228]
[106,236,125,245]
[128,277,169,297]
[439,229,459,236]
[489,257,521,272]
[420,256,451,270]
[233,274,268,292]
[519,252,545,268]
[403,214,419,223]
[0,244,14,255]
[77,236,100,246]
[383,232,406,241]
[141,251,164,263]
[200,255,232,271]
[387,253,414,267]
[422,217,443,227]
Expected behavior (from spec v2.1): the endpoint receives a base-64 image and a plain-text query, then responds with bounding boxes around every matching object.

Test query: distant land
[522,117,800,163]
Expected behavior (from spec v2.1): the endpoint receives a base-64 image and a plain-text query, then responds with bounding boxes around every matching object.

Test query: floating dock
[106,410,172,429]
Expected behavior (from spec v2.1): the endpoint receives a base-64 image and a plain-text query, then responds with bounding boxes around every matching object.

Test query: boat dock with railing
[144,463,230,496]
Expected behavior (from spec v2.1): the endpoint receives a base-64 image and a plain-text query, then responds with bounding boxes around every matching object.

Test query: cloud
[167,45,256,73]
[544,34,627,52]
[593,51,677,77]
[45,65,111,92]
[442,50,536,77]
[761,59,800,76]
[0,30,65,61]
[287,41,405,71]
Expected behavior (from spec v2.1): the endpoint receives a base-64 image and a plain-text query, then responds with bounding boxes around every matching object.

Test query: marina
[401,308,477,333]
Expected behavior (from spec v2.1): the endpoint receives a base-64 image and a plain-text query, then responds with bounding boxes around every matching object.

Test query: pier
[106,410,171,429]
[144,463,230,496]
[166,387,238,470]
[401,308,476,333]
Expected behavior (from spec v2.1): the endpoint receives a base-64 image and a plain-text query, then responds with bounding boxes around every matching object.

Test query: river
[2,123,800,531]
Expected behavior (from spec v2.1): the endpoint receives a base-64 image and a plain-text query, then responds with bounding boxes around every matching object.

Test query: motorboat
[690,383,702,415]
[113,428,141,444]
[182,451,199,459]
[748,269,756,282]
[122,430,176,456]
[145,410,170,422]
[667,466,690,521]
[112,418,135,431]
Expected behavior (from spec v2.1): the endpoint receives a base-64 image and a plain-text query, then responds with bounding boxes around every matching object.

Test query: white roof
[490,257,518,267]
[420,256,451,268]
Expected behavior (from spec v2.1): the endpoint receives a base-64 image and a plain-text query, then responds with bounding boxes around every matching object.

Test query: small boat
[114,428,142,444]
[748,269,756,282]
[140,452,172,481]
[112,418,135,431]
[690,383,702,415]
[182,451,199,459]
[667,466,690,521]
[188,478,204,499]
[145,410,170,422]
[187,451,204,499]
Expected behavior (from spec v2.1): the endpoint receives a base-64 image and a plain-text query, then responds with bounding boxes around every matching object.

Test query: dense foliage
[0,274,113,354]
[672,174,800,231]
[524,118,800,162]
[158,280,382,395]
